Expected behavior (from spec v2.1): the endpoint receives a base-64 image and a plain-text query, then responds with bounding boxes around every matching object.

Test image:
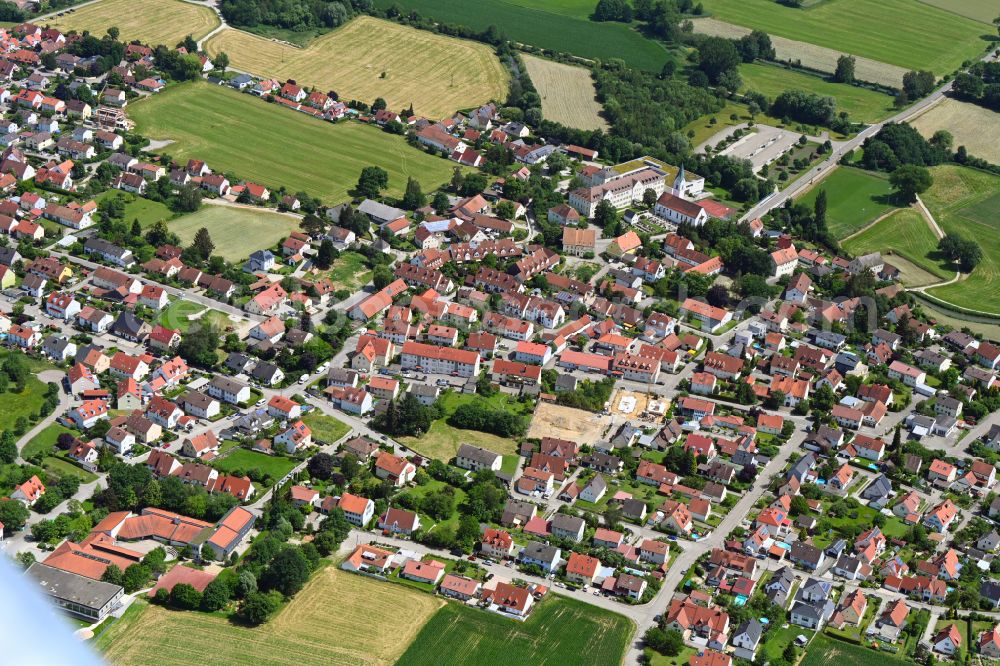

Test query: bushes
[238,590,283,625]
[770,89,836,126]
[447,401,527,437]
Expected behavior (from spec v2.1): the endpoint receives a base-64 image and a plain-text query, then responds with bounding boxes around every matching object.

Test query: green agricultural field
[166,205,301,263]
[127,82,457,201]
[370,0,669,71]
[923,165,1000,314]
[397,596,633,666]
[798,166,896,239]
[917,0,999,24]
[211,449,298,480]
[740,63,894,123]
[300,412,350,444]
[700,0,986,74]
[801,634,912,666]
[843,208,953,286]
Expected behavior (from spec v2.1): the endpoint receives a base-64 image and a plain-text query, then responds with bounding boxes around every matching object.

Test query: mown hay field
[127,82,457,201]
[204,17,507,120]
[916,0,999,24]
[697,0,985,75]
[102,568,443,666]
[521,54,607,131]
[924,165,1000,314]
[167,205,300,262]
[48,0,219,46]
[910,98,1000,166]
[797,166,895,240]
[843,208,952,287]
[691,18,909,88]
[397,596,634,666]
[740,62,894,123]
[371,0,670,71]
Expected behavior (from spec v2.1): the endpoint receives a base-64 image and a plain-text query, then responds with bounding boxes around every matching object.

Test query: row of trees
[220,0,371,31]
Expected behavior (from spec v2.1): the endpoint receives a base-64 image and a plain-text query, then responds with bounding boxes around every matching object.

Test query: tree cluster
[447,401,528,437]
[938,233,983,272]
[952,61,1000,112]
[860,122,949,172]
[220,0,370,31]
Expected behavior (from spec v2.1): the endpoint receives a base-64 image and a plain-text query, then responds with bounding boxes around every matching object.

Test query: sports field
[127,82,456,201]
[798,166,895,239]
[48,0,219,46]
[167,205,300,263]
[923,165,1000,314]
[371,0,669,71]
[917,0,998,23]
[101,568,442,666]
[521,54,607,131]
[698,0,985,75]
[910,98,1000,166]
[397,596,633,666]
[740,63,894,123]
[204,17,507,120]
[843,208,952,286]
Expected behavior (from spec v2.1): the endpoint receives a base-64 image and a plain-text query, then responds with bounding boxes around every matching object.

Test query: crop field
[371,0,669,71]
[740,63,894,123]
[48,0,219,46]
[916,0,998,23]
[923,165,1000,314]
[843,208,952,286]
[521,54,607,131]
[128,82,455,202]
[910,98,1000,166]
[167,205,300,263]
[102,569,442,666]
[692,18,910,88]
[797,167,895,239]
[204,17,507,120]
[397,596,633,666]
[801,634,913,666]
[697,0,985,75]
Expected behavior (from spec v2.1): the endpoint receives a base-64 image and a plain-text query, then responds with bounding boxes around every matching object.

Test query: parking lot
[719,124,804,172]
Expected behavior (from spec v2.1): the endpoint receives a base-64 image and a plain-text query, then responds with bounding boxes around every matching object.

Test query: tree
[190,227,214,261]
[307,452,334,480]
[371,97,387,112]
[833,55,856,84]
[401,177,425,209]
[644,627,683,656]
[594,199,617,231]
[314,239,334,269]
[235,570,258,599]
[889,164,932,203]
[215,51,230,72]
[239,591,282,625]
[938,233,983,272]
[200,577,232,611]
[0,435,15,464]
[260,546,311,596]
[101,564,124,586]
[813,188,827,229]
[15,551,35,569]
[0,500,29,532]
[697,37,741,84]
[121,564,149,593]
[903,70,936,99]
[356,166,389,198]
[178,322,221,368]
[372,264,395,290]
[169,582,202,610]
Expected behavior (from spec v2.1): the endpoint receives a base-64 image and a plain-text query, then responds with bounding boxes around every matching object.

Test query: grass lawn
[166,205,302,263]
[500,455,520,477]
[923,165,1000,315]
[0,351,56,438]
[802,634,912,666]
[740,63,894,123]
[397,595,633,666]
[128,82,458,201]
[843,208,953,285]
[762,625,813,662]
[798,166,895,240]
[683,100,785,147]
[48,0,219,45]
[370,0,669,71]
[211,449,297,480]
[324,251,372,291]
[100,568,442,665]
[402,478,468,530]
[699,0,986,74]
[156,299,206,332]
[97,191,175,228]
[204,17,508,121]
[398,391,530,462]
[300,412,350,445]
[22,423,76,460]
[645,646,698,666]
[42,456,98,484]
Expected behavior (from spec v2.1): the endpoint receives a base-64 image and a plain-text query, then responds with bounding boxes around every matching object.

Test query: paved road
[14,370,72,464]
